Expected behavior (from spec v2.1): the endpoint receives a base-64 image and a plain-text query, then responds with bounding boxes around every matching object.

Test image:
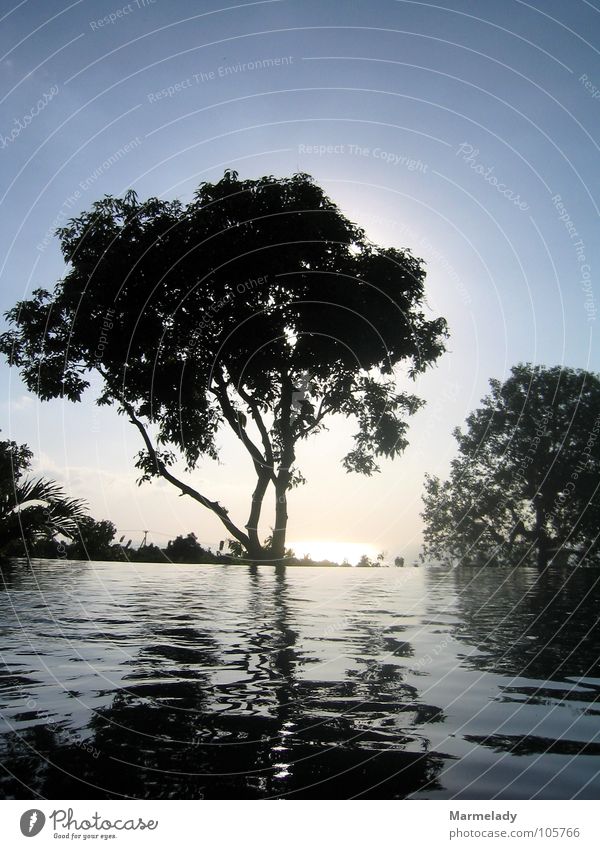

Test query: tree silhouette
[1,171,447,562]
[0,433,87,556]
[66,516,117,561]
[422,364,600,568]
[165,532,212,563]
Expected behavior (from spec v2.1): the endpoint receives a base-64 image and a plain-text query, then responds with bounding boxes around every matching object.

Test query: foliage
[66,516,117,560]
[165,532,214,563]
[227,539,245,558]
[0,432,87,556]
[1,172,447,561]
[134,542,165,562]
[421,364,600,568]
[357,554,377,567]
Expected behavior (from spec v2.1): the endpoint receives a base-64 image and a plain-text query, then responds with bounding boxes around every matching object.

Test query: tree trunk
[270,372,294,564]
[245,470,271,558]
[271,482,289,562]
[245,542,269,562]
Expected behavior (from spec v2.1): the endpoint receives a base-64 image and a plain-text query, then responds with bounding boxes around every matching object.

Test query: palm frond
[14,476,67,507]
[5,475,88,541]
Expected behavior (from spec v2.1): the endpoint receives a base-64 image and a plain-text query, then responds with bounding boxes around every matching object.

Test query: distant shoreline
[2,556,407,569]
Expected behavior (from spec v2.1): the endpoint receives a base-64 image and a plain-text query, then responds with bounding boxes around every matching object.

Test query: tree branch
[236,384,275,474]
[122,397,251,549]
[293,394,332,439]
[211,375,274,479]
[473,517,506,547]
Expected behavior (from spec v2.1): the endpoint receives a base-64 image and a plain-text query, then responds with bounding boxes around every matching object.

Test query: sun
[289,539,379,565]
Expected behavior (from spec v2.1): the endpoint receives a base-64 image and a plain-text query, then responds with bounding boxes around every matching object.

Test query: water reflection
[0,561,445,799]
[451,566,600,680]
[414,566,600,799]
[3,561,599,799]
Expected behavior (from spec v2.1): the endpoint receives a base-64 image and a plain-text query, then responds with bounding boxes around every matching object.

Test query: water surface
[1,560,599,799]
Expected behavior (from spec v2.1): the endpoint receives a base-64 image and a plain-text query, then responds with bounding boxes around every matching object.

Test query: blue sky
[1,0,599,561]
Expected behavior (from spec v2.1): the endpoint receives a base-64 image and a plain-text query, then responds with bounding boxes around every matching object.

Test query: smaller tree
[357,553,376,567]
[0,432,87,556]
[421,364,600,568]
[135,542,165,562]
[166,532,210,563]
[67,517,117,560]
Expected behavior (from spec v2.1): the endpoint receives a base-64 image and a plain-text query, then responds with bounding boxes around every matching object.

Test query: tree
[357,554,376,567]
[421,364,600,569]
[67,516,117,560]
[0,432,87,556]
[134,542,165,563]
[226,538,245,559]
[1,171,447,563]
[165,532,210,563]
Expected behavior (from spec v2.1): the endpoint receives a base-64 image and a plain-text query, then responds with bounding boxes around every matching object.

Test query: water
[1,560,599,799]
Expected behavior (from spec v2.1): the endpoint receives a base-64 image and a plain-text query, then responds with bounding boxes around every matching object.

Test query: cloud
[3,394,35,412]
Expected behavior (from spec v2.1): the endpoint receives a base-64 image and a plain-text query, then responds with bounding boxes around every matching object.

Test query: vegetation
[3,497,398,567]
[66,516,119,561]
[356,551,391,567]
[421,364,600,568]
[0,433,87,557]
[165,532,219,563]
[1,171,447,563]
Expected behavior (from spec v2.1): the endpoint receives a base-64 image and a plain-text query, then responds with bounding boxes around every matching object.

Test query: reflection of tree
[451,565,600,681]
[463,734,600,757]
[1,567,446,799]
[221,565,447,798]
[444,565,600,762]
[0,613,223,799]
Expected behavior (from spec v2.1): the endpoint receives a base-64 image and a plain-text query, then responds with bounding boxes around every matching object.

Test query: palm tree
[0,433,87,555]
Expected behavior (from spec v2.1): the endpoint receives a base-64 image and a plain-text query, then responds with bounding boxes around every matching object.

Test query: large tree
[1,171,447,562]
[0,433,87,556]
[421,364,600,569]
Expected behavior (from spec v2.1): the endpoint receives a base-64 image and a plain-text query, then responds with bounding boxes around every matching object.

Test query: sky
[1,0,599,562]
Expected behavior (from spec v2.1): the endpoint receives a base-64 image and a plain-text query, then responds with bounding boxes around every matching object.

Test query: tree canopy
[421,364,600,568]
[66,516,118,561]
[1,171,447,561]
[165,532,213,563]
[0,433,87,556]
